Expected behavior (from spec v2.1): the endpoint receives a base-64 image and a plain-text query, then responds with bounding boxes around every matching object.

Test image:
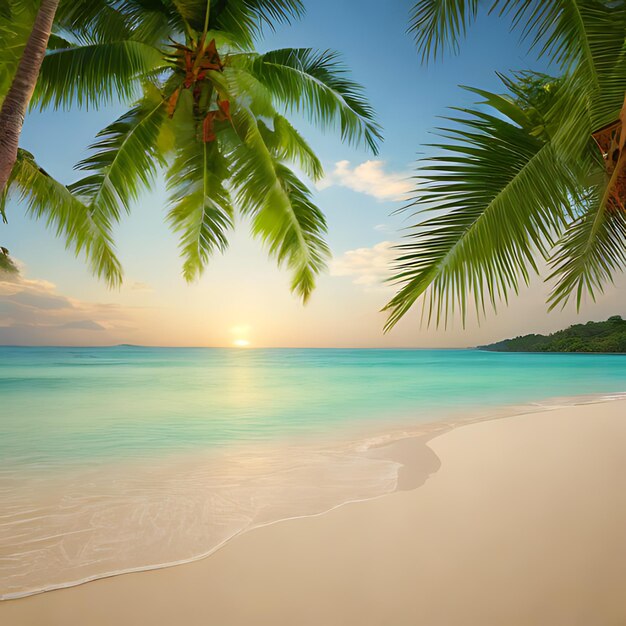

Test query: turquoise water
[2,346,626,468]
[1,346,625,598]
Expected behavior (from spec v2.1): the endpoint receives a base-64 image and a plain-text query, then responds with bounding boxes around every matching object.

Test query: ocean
[1,346,625,598]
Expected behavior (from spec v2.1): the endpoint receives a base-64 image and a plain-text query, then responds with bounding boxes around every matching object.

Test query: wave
[1,391,624,600]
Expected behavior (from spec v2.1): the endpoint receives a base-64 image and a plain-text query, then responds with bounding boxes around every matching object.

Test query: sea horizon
[2,344,625,355]
[0,344,478,350]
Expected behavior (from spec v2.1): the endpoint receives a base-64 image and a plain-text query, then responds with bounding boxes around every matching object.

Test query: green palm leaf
[104,0,202,46]
[70,88,168,220]
[156,0,304,44]
[34,40,164,110]
[4,149,122,286]
[548,181,626,310]
[258,114,324,181]
[166,139,234,281]
[208,0,305,47]
[396,1,626,328]
[410,0,624,70]
[0,0,11,20]
[411,0,626,142]
[384,83,576,329]
[55,0,134,43]
[0,0,37,102]
[409,0,479,61]
[230,105,329,301]
[255,162,329,301]
[241,48,382,153]
[225,63,277,117]
[543,2,626,164]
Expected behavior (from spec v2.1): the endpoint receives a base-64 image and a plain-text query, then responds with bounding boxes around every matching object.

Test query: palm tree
[0,0,60,193]
[384,0,626,329]
[2,1,381,299]
[0,0,144,285]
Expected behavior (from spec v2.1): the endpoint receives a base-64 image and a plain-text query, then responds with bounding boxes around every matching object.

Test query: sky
[1,0,624,348]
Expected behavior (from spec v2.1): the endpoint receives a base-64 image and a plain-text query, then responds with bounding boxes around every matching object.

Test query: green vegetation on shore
[479,316,626,353]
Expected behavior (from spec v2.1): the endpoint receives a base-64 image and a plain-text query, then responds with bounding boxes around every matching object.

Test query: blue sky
[1,1,624,347]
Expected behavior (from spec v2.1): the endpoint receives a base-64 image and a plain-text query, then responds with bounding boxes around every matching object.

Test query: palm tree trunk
[0,0,60,193]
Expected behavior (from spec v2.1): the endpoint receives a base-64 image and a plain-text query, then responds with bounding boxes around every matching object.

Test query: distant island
[479,316,626,353]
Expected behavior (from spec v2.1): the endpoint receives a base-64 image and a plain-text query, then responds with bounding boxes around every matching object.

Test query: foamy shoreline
[2,393,626,624]
[2,391,624,601]
[0,393,624,600]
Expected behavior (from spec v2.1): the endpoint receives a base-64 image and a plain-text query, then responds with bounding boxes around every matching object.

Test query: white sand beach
[2,398,626,625]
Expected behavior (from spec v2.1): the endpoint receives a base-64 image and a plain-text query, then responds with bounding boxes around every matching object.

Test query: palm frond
[384,84,576,330]
[167,0,204,33]
[70,88,168,220]
[157,0,304,43]
[241,48,382,153]
[409,0,479,61]
[258,115,324,180]
[166,138,234,281]
[0,1,36,101]
[0,0,11,21]
[110,0,190,45]
[7,149,122,286]
[225,64,277,117]
[236,0,304,28]
[47,33,74,49]
[34,40,164,110]
[543,2,626,164]
[230,106,329,301]
[410,0,626,82]
[548,182,626,310]
[56,0,134,43]
[257,163,329,301]
[209,0,305,47]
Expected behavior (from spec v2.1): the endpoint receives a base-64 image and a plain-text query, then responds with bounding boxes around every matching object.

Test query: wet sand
[2,399,626,625]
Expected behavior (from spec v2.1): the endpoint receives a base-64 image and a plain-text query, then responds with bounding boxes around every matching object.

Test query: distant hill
[479,316,626,353]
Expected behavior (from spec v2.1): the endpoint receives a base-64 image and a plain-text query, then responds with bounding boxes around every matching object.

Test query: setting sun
[233,339,250,348]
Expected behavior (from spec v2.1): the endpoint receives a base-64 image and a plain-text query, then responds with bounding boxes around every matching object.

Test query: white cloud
[330,241,397,289]
[318,160,413,201]
[0,268,133,343]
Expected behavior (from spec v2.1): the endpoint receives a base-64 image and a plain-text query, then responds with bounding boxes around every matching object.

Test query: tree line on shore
[480,316,626,353]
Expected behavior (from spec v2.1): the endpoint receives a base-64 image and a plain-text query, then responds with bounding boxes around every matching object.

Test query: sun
[230,324,252,348]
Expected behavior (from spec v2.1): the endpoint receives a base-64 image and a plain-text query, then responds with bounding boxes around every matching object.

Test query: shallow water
[1,347,625,598]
